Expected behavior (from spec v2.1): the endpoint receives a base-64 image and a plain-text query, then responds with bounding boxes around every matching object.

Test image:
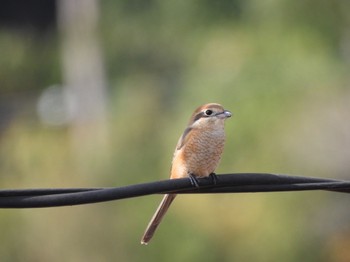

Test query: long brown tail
[141,193,177,245]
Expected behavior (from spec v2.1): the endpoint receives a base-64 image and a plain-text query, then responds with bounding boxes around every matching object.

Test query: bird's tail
[141,193,177,245]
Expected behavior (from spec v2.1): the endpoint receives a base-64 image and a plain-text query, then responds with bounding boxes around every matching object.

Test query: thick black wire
[0,173,349,208]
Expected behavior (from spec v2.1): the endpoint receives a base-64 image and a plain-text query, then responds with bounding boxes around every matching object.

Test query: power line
[0,173,349,208]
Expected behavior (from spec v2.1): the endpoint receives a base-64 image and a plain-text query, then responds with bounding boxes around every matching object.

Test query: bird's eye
[204,109,213,116]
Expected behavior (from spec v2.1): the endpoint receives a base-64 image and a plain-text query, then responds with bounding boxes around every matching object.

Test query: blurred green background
[0,0,350,261]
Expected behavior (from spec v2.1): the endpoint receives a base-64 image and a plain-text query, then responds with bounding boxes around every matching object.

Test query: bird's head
[188,103,232,128]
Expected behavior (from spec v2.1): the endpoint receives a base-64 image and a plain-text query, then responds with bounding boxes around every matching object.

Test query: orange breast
[170,127,225,179]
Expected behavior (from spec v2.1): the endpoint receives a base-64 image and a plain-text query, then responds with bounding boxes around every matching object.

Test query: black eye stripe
[193,112,205,122]
[193,110,215,122]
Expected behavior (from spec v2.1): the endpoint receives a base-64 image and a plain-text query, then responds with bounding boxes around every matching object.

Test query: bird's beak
[217,110,232,119]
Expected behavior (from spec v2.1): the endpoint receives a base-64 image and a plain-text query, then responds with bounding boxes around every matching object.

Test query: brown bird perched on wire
[141,103,232,245]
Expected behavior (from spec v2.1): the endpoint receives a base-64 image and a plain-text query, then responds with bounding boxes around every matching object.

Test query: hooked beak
[217,110,232,119]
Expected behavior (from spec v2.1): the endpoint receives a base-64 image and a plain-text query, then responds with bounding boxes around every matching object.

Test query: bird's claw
[209,173,218,185]
[188,174,200,188]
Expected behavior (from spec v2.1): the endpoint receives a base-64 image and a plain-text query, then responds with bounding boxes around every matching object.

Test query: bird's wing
[176,127,193,150]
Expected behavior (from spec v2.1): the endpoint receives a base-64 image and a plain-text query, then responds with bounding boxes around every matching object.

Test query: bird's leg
[188,173,200,188]
[209,173,218,185]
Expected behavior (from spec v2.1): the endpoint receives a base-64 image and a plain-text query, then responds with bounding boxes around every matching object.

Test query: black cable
[0,173,349,208]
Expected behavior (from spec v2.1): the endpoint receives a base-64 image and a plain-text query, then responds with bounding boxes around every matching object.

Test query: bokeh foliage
[0,0,350,261]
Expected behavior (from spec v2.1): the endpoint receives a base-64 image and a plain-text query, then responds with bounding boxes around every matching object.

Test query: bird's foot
[188,174,200,188]
[209,173,218,185]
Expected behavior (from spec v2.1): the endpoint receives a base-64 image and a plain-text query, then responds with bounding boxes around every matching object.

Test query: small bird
[141,103,232,245]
